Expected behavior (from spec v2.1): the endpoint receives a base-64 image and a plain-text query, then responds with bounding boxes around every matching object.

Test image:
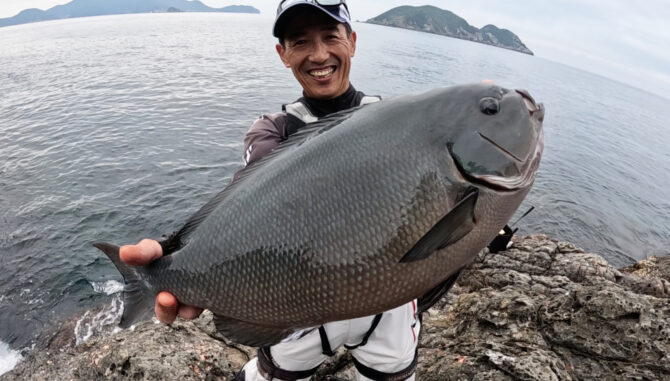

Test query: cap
[273,1,351,38]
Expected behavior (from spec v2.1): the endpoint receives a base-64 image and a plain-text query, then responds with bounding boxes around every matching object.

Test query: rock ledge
[4,235,669,380]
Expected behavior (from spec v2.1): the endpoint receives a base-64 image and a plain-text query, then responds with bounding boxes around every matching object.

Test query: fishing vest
[282,95,381,139]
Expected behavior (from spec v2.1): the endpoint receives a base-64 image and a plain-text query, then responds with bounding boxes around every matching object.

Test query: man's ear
[276,43,290,68]
[349,30,357,57]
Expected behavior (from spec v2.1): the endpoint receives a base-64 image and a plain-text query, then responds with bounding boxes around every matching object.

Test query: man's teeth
[310,68,334,77]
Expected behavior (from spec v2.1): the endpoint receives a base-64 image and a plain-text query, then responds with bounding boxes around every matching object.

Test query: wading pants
[238,300,420,381]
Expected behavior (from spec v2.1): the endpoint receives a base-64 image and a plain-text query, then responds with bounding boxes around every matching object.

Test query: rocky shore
[4,235,669,380]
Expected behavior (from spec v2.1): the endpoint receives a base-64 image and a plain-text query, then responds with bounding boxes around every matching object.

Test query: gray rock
[4,235,670,380]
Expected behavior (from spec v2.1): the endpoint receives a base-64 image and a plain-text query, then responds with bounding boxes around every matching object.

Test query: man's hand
[120,239,203,324]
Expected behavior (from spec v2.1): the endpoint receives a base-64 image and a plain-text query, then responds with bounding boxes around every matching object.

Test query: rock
[4,235,669,380]
[621,256,670,279]
[619,256,670,298]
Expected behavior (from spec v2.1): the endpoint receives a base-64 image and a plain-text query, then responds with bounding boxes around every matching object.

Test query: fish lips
[449,89,545,190]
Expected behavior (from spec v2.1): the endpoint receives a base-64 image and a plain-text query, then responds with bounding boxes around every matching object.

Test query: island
[367,5,533,55]
[0,0,260,28]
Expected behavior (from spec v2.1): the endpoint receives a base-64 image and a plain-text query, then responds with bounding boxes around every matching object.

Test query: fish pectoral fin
[212,314,296,347]
[399,188,478,263]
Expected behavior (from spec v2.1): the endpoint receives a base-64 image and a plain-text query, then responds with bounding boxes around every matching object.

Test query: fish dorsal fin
[399,188,478,263]
[170,110,357,246]
[212,314,298,347]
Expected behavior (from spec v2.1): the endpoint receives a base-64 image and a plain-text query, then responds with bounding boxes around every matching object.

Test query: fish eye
[479,97,500,115]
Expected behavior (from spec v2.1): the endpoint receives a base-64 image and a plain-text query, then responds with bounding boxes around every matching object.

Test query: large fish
[95,83,545,347]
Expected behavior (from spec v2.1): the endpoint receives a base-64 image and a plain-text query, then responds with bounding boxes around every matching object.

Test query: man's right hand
[119,239,203,324]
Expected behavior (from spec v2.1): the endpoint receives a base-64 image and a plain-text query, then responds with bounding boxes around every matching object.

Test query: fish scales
[96,83,545,346]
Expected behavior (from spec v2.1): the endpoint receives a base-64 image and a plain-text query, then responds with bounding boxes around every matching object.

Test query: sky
[0,0,669,98]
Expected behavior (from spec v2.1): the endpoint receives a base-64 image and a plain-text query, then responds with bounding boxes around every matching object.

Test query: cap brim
[273,3,349,38]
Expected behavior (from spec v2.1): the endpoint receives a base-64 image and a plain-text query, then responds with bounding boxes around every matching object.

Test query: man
[120,1,419,380]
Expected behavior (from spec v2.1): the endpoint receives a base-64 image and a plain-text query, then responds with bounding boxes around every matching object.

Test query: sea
[1,13,669,374]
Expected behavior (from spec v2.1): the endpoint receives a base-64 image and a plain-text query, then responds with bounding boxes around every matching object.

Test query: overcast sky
[1,0,669,98]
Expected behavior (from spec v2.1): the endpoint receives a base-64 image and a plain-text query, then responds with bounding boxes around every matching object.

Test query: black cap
[273,1,351,38]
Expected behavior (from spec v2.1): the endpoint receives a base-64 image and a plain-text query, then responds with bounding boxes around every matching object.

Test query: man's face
[276,11,357,100]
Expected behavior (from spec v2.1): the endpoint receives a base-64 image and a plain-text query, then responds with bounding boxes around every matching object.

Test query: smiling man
[119,1,419,380]
[275,7,354,99]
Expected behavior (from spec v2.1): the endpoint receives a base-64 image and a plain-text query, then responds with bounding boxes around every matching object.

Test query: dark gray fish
[95,83,545,347]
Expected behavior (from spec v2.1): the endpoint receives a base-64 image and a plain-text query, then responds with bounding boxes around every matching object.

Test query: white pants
[240,300,420,381]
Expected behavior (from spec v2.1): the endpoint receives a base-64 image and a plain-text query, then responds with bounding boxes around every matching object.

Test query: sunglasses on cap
[277,0,350,16]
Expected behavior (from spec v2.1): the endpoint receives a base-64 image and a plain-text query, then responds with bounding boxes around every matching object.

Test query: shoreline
[3,234,669,380]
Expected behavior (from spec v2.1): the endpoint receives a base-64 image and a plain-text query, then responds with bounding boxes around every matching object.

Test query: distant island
[367,5,533,55]
[0,0,260,28]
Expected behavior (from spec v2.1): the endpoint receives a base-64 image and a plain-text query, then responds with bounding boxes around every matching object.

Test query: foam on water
[90,280,124,295]
[0,341,22,376]
[74,295,123,345]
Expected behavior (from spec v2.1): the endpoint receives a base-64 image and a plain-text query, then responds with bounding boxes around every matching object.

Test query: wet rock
[6,318,247,380]
[4,235,669,380]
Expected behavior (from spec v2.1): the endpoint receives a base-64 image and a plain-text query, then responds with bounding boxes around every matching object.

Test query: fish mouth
[464,133,544,191]
[517,89,545,122]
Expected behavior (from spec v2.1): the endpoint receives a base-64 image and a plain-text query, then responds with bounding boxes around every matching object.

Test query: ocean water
[1,13,669,373]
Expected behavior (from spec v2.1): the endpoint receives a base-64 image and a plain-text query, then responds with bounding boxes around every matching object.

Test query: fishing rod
[488,206,535,253]
[509,206,535,234]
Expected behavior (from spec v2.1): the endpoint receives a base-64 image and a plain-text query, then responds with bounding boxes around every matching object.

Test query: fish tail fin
[94,242,156,328]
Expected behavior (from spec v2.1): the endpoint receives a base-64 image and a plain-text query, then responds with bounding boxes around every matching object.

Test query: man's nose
[309,40,329,63]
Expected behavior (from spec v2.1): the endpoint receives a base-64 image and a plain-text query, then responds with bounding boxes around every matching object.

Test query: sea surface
[1,13,669,373]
